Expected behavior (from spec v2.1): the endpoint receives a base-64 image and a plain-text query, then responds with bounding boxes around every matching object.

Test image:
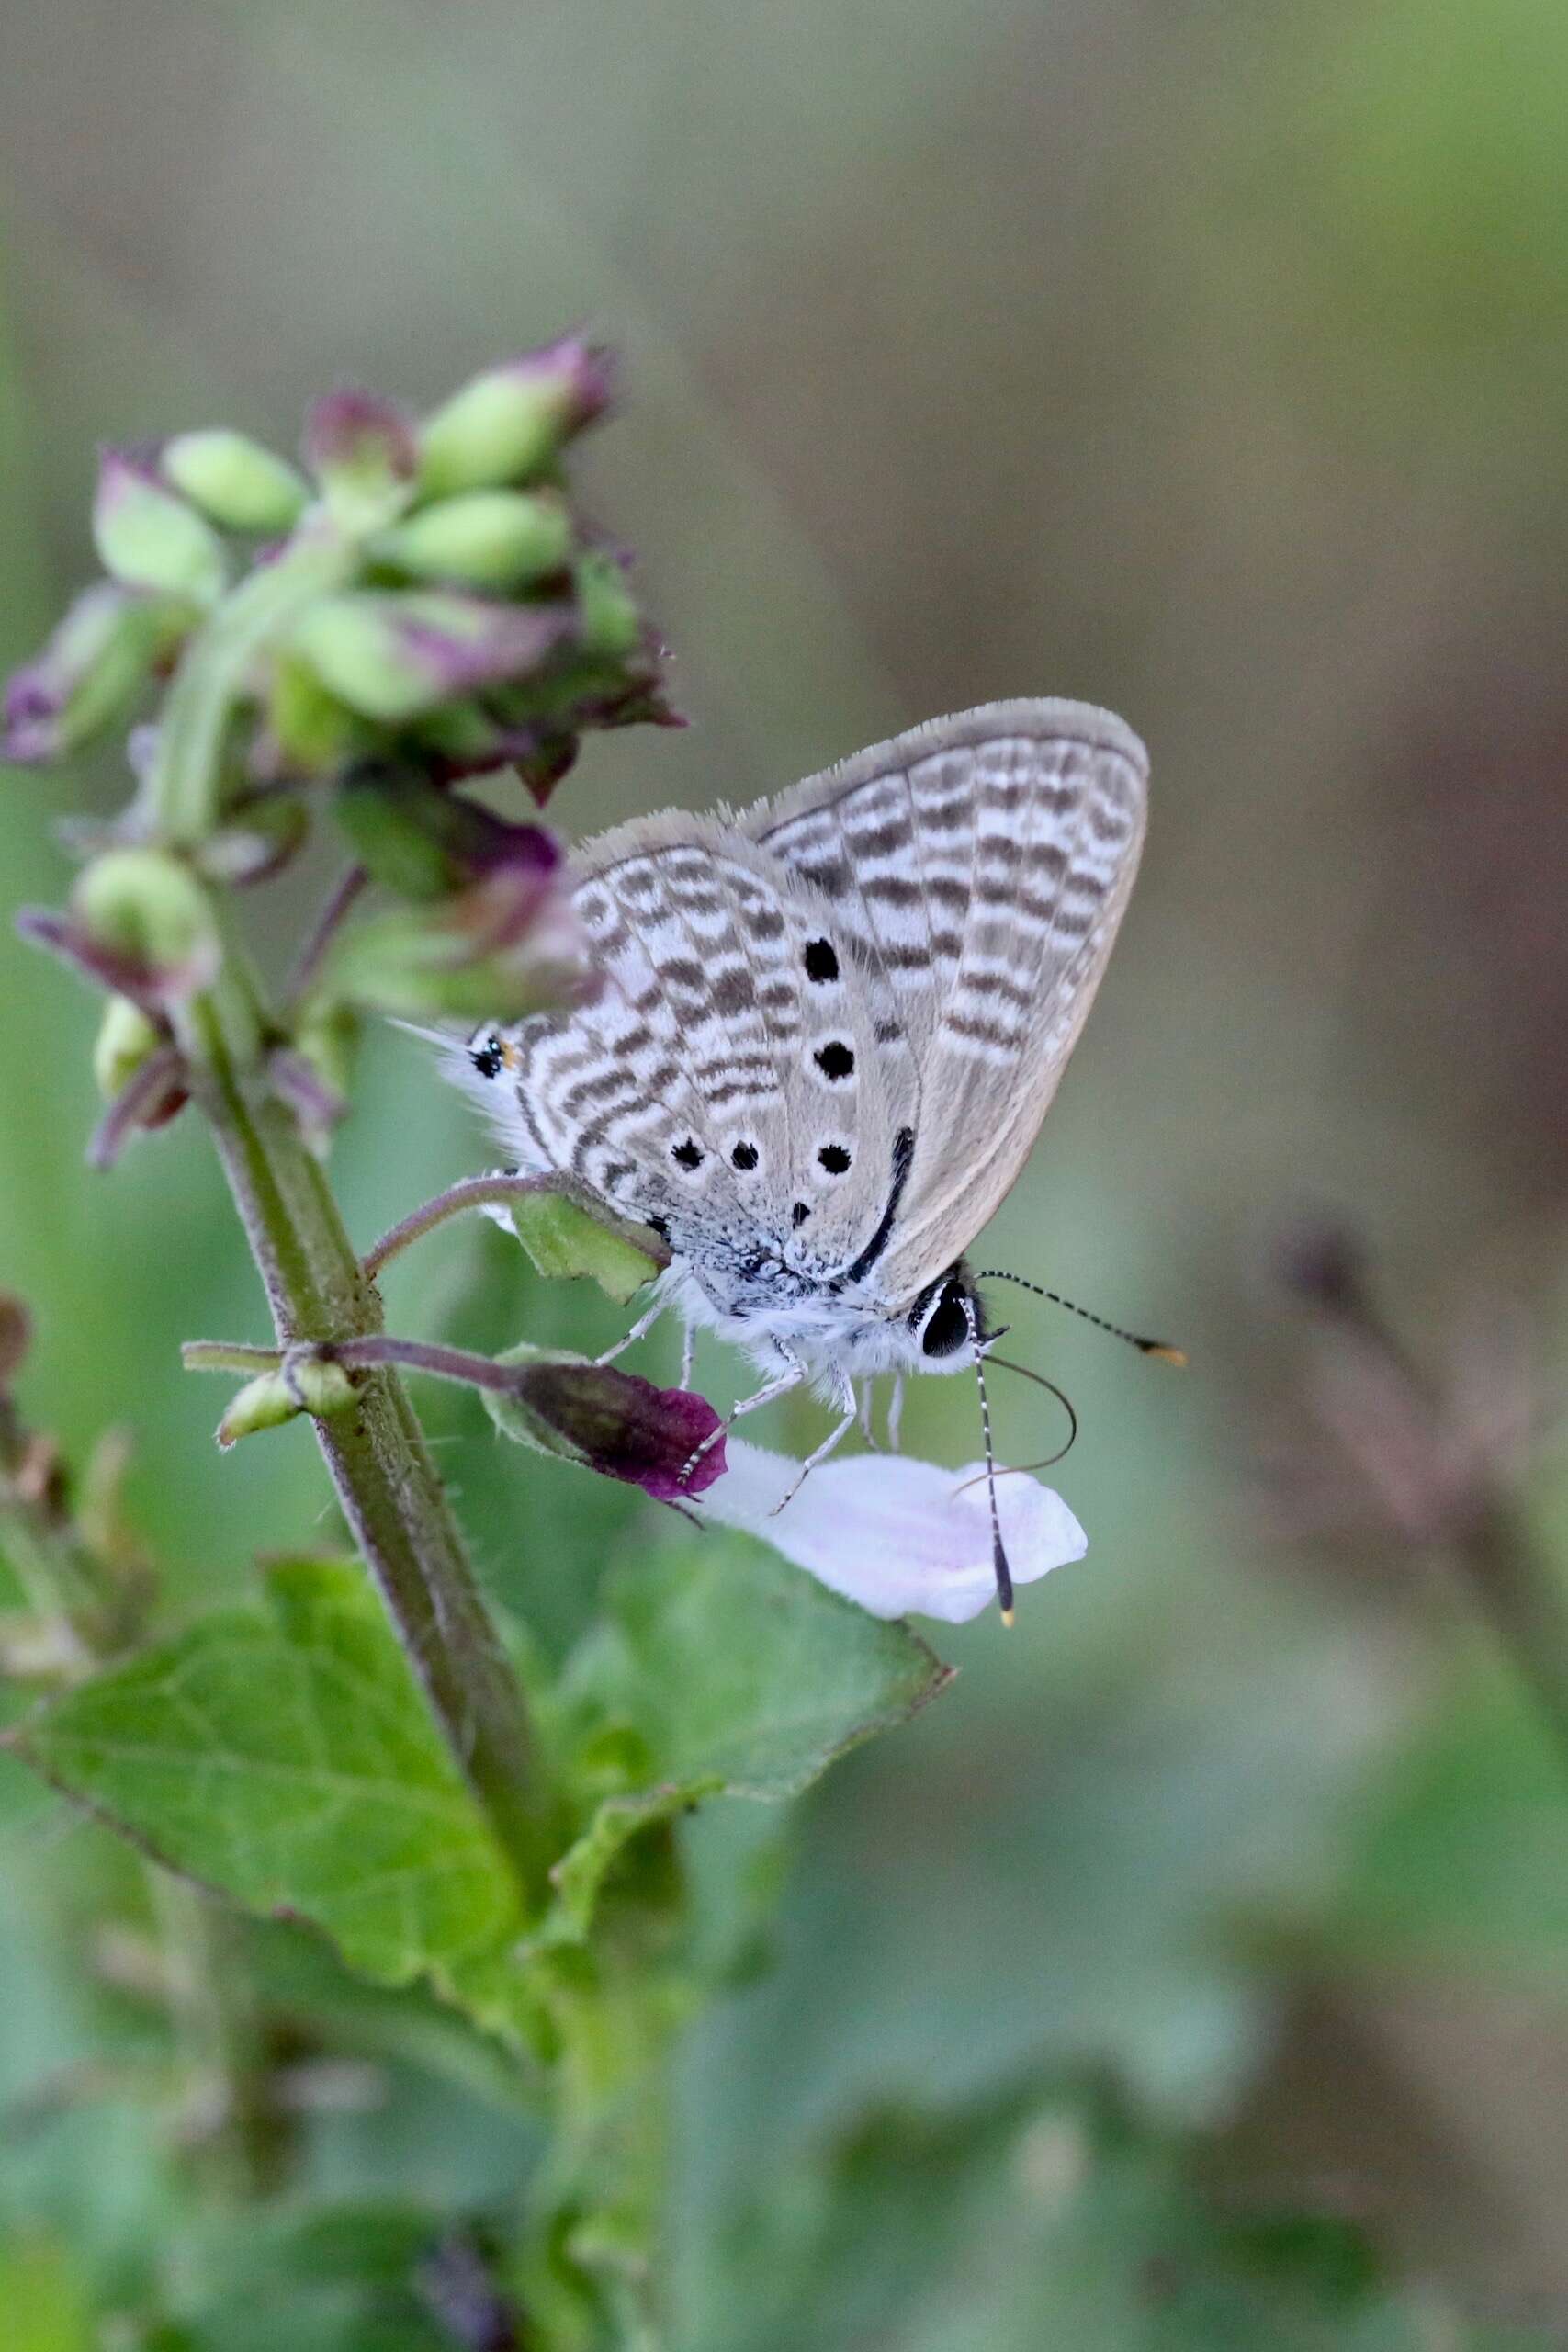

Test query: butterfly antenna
[976,1270,1187,1365]
[963,1289,1013,1625]
[953,1356,1077,1489]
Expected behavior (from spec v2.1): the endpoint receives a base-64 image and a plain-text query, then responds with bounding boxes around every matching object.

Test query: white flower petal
[694,1439,1088,1623]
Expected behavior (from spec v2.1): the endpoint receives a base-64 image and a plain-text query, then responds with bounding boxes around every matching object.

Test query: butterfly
[450,698,1149,1611]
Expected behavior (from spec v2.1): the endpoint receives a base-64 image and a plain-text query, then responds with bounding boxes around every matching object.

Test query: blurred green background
[3,0,1568,2340]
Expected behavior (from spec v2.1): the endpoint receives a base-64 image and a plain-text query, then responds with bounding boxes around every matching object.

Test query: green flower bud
[92,995,164,1099]
[290,591,570,722]
[161,428,310,534]
[263,649,367,779]
[93,450,228,605]
[321,836,591,1020]
[73,850,220,994]
[3,583,187,766]
[374,489,572,589]
[292,1000,360,1102]
[573,548,642,661]
[195,792,310,887]
[217,1357,356,1449]
[417,337,612,497]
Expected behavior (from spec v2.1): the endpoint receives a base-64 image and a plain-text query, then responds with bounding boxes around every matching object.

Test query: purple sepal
[519,1359,728,1499]
[304,387,419,484]
[15,907,213,1012]
[86,1046,189,1170]
[401,599,573,697]
[504,333,615,435]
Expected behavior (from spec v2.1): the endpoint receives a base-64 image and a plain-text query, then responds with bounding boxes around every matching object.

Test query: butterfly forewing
[746,699,1147,1303]
[508,814,902,1281]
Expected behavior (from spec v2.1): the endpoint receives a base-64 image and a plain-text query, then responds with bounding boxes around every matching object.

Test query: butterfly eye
[917,1279,970,1360]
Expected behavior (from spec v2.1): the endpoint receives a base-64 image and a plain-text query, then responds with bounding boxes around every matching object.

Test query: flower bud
[92,995,164,1099]
[482,1341,727,1499]
[290,591,571,723]
[417,335,613,497]
[260,650,367,779]
[573,548,642,661]
[291,1000,359,1104]
[320,851,592,1022]
[334,766,559,901]
[73,849,220,999]
[2,583,184,766]
[217,1357,356,1449]
[303,388,418,528]
[195,791,310,886]
[374,489,573,590]
[93,449,228,605]
[161,428,310,534]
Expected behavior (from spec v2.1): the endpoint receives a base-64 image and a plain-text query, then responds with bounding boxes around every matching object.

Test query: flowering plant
[0,343,1089,2344]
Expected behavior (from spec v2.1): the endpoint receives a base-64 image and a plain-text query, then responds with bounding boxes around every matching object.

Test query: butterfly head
[906,1265,987,1365]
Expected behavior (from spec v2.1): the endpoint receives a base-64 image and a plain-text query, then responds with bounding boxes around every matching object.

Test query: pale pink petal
[694,1439,1088,1623]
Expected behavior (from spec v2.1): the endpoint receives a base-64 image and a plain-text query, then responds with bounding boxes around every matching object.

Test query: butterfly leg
[767,1367,857,1514]
[680,1354,807,1486]
[856,1381,882,1450]
[678,1320,695,1390]
[593,1290,668,1367]
[886,1374,906,1453]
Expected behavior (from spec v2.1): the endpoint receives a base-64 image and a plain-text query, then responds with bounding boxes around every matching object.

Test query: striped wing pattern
[747,700,1147,1301]
[504,814,900,1283]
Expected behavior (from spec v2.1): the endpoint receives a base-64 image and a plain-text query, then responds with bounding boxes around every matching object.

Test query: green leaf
[178,2201,479,2352]
[558,1532,953,1801]
[532,1777,721,1951]
[509,1189,665,1305]
[1322,1668,1568,1987]
[0,2230,95,2352]
[8,1558,529,2022]
[703,2085,1501,2352]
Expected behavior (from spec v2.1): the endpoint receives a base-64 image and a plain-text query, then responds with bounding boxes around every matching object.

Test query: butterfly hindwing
[746,699,1148,1304]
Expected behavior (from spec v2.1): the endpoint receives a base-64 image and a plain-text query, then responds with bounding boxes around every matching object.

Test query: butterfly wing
[498,812,905,1285]
[744,698,1147,1304]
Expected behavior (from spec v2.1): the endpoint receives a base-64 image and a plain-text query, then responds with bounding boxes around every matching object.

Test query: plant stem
[154,1874,284,2201]
[364,1171,669,1282]
[175,960,555,1898]
[284,862,367,1010]
[149,548,555,1905]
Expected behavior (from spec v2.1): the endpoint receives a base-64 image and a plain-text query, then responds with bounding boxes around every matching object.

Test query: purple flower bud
[303,389,420,529]
[3,583,181,767]
[303,387,419,486]
[334,765,562,902]
[511,1359,728,1499]
[291,592,573,723]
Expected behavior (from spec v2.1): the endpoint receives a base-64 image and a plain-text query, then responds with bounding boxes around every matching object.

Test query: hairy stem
[150,556,555,1903]
[364,1170,669,1282]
